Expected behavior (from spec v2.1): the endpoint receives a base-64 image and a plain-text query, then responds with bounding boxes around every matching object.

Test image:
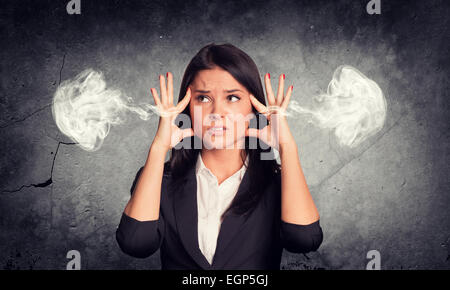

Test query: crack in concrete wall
[1,141,77,194]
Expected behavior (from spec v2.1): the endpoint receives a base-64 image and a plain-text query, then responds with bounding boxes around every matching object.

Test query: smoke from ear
[52,69,159,151]
[52,65,386,152]
[286,65,387,148]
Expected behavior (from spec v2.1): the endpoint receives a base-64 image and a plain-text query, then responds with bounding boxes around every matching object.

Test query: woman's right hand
[150,72,194,152]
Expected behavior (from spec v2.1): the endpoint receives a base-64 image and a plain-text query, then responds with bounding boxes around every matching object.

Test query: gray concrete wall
[0,0,449,269]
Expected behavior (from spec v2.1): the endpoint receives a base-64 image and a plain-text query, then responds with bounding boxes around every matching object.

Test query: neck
[200,148,246,183]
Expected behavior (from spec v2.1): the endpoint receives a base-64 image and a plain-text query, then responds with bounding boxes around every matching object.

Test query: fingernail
[291,85,294,90]
[166,72,169,78]
[267,73,270,79]
[282,74,285,80]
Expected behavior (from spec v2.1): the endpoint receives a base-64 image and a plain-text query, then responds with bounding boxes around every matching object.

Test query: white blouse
[195,153,249,265]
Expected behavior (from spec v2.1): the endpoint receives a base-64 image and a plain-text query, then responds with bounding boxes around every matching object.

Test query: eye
[228,95,241,102]
[196,95,210,103]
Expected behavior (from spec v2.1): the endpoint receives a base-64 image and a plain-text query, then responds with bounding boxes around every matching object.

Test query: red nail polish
[268,73,270,79]
[282,74,285,80]
[291,85,294,90]
[166,72,169,78]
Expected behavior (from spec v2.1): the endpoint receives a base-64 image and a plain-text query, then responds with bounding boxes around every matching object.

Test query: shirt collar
[196,153,249,181]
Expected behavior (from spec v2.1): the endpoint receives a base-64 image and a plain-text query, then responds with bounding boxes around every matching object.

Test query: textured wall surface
[0,0,449,269]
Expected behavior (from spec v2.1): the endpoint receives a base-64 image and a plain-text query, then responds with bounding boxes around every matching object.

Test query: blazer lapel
[212,169,251,267]
[173,163,251,269]
[173,165,212,269]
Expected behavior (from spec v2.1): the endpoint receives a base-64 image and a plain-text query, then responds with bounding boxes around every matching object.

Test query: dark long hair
[169,42,281,220]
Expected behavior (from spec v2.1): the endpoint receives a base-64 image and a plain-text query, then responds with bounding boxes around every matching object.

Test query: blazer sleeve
[115,165,166,258]
[275,170,324,253]
[280,219,323,254]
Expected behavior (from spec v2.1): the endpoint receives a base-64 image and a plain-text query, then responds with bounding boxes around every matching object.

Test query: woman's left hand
[246,73,296,151]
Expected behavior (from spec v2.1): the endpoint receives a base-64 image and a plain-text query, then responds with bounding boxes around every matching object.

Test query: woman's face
[188,66,253,149]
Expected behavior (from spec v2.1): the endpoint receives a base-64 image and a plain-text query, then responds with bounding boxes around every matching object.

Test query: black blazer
[116,161,323,270]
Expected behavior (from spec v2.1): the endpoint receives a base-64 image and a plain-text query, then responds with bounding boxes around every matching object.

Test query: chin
[203,133,245,150]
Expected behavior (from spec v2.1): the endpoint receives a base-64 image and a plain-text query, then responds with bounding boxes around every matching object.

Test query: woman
[116,43,323,270]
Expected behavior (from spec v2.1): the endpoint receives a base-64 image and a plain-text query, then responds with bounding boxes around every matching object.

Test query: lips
[209,126,226,131]
[207,126,227,135]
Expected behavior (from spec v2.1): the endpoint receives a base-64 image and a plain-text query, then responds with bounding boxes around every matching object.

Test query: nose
[209,100,227,121]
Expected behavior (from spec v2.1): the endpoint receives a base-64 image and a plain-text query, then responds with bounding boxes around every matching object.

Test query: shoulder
[271,167,281,191]
[260,167,282,196]
[163,160,172,178]
[270,168,282,200]
[258,167,282,211]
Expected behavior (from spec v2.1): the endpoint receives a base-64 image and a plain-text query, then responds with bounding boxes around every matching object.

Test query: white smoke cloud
[286,65,387,148]
[52,69,159,151]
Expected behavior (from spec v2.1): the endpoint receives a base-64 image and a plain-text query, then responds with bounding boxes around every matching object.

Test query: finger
[264,73,276,105]
[167,72,173,106]
[249,94,269,116]
[276,74,285,106]
[175,87,192,112]
[281,85,293,110]
[151,88,162,107]
[159,74,168,106]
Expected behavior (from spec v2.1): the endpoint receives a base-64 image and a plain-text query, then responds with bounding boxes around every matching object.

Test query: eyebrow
[194,89,242,93]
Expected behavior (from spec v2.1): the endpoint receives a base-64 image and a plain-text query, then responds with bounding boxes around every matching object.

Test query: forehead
[191,67,246,90]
